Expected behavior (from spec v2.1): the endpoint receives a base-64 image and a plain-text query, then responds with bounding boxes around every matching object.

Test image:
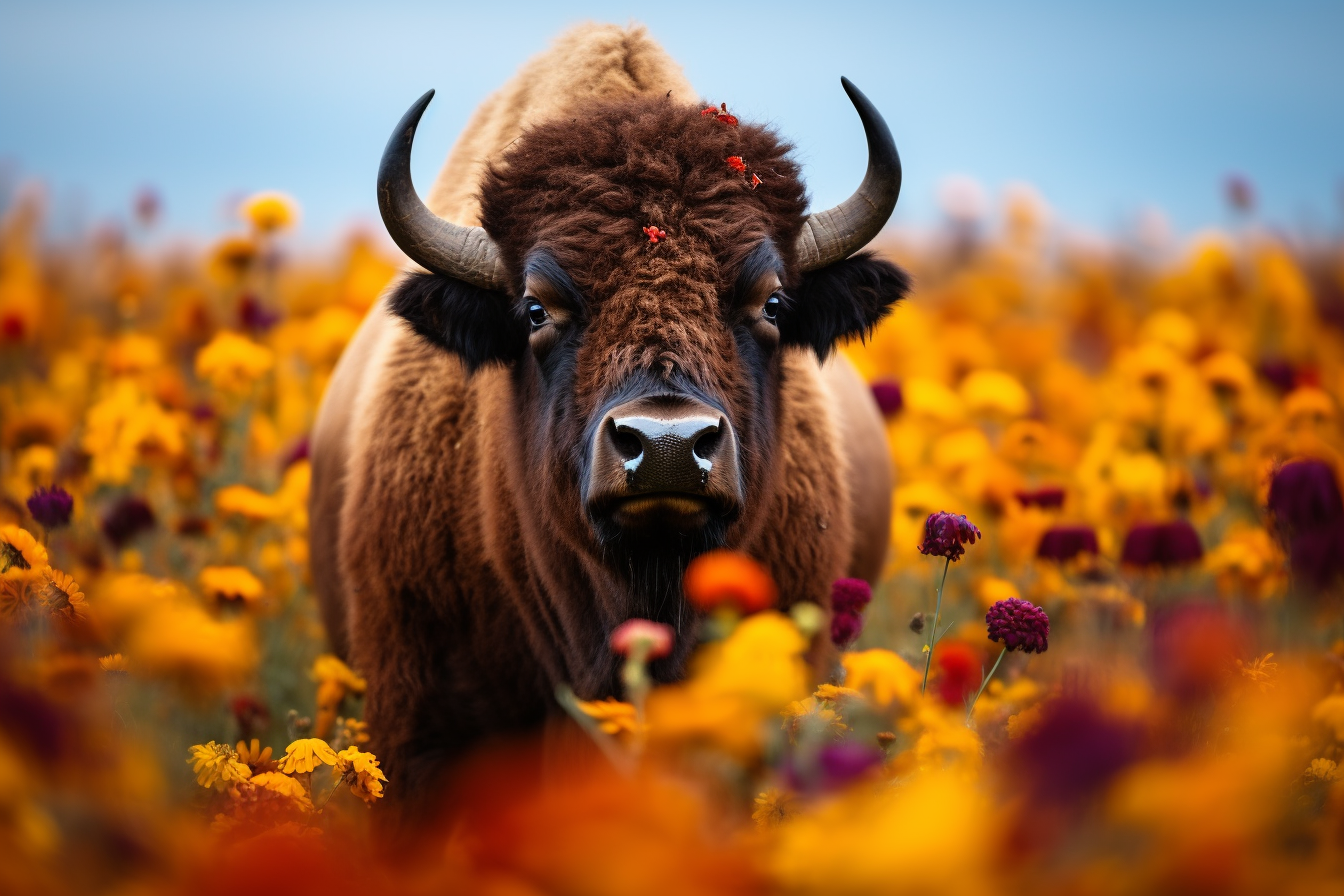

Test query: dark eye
[526,302,549,329]
[763,295,782,323]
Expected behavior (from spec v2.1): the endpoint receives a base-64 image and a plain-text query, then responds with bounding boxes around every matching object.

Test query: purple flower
[1014,486,1066,509]
[1120,520,1203,568]
[100,497,155,548]
[1035,525,1099,563]
[1008,698,1144,805]
[1267,461,1344,590]
[26,486,74,530]
[829,579,872,648]
[281,435,310,470]
[985,598,1049,653]
[1256,359,1296,394]
[816,742,884,788]
[918,511,981,563]
[870,379,903,417]
[238,294,280,332]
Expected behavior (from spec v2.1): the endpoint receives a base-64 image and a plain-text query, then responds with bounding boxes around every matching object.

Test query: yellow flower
[842,649,921,709]
[236,739,276,773]
[241,191,298,233]
[195,331,274,394]
[1199,350,1254,395]
[960,369,1031,418]
[214,484,282,520]
[1307,758,1339,783]
[814,684,861,702]
[752,788,794,827]
[336,717,370,746]
[1,525,48,580]
[280,738,339,774]
[1312,694,1344,742]
[105,333,164,376]
[198,566,264,603]
[188,741,252,790]
[312,654,368,739]
[975,576,1021,611]
[80,379,184,485]
[125,603,257,691]
[575,698,643,737]
[249,771,314,811]
[39,570,86,619]
[98,653,129,673]
[333,746,387,805]
[312,654,367,692]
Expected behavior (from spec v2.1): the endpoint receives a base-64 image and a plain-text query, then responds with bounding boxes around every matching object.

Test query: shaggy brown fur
[310,25,904,817]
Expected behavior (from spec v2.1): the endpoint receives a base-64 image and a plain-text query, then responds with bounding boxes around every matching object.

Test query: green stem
[921,557,952,694]
[554,684,635,776]
[966,647,1007,724]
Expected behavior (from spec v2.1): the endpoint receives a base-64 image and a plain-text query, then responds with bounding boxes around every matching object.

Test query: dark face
[387,95,910,618]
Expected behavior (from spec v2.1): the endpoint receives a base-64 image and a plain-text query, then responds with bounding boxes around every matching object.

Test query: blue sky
[2,0,1341,242]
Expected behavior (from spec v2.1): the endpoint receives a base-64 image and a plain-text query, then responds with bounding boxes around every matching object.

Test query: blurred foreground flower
[683,549,777,614]
[240,191,298,233]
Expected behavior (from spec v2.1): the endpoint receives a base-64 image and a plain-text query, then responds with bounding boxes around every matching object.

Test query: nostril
[693,429,722,462]
[609,421,644,463]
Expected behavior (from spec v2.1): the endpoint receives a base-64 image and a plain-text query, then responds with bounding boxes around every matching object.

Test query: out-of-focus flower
[575,698,642,738]
[683,550,777,613]
[1306,758,1339,782]
[986,598,1049,653]
[312,655,367,739]
[1035,524,1099,562]
[1224,173,1255,213]
[610,618,674,659]
[975,576,1020,611]
[231,695,271,741]
[870,379,902,416]
[814,742,884,790]
[81,379,185,485]
[100,496,155,548]
[333,746,386,805]
[961,369,1031,418]
[934,641,980,706]
[1312,694,1344,741]
[188,741,252,790]
[199,566,264,603]
[209,234,257,282]
[241,191,298,233]
[1006,697,1144,805]
[1120,520,1203,567]
[753,788,794,827]
[0,525,49,580]
[280,738,338,775]
[1200,350,1255,396]
[98,653,129,673]
[39,570,86,620]
[25,486,73,530]
[842,649,921,709]
[918,511,981,563]
[1014,485,1066,509]
[1266,458,1344,590]
[125,603,257,691]
[1150,605,1248,702]
[1235,653,1277,692]
[1206,526,1286,601]
[215,484,283,520]
[830,578,871,648]
[195,331,275,394]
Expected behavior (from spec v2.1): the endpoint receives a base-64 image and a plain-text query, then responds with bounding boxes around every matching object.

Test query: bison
[310,24,908,809]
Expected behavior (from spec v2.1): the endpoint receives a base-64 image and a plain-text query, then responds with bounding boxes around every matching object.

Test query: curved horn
[377,89,507,290]
[795,78,903,271]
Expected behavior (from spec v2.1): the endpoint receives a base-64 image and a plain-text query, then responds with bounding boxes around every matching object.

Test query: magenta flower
[1266,459,1344,590]
[870,379,903,417]
[918,512,981,563]
[100,496,155,548]
[829,578,872,648]
[1120,520,1203,567]
[986,598,1049,653]
[1014,486,1066,509]
[1035,525,1099,563]
[26,486,74,530]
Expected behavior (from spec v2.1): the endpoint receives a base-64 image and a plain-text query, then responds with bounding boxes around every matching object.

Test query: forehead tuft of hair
[477,96,809,294]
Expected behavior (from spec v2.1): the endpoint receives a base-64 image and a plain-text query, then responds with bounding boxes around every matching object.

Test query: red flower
[642,225,667,244]
[749,173,762,189]
[725,156,746,173]
[702,103,738,126]
[935,641,980,706]
[683,550,777,614]
[610,619,675,660]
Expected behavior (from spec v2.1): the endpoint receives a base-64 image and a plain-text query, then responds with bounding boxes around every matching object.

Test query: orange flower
[683,550,777,614]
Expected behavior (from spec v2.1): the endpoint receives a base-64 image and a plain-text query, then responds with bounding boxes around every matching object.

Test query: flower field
[2,181,1344,894]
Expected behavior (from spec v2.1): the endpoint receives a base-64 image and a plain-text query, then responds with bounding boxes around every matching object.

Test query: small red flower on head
[750,173,762,189]
[642,225,667,244]
[703,102,738,126]
[726,156,746,173]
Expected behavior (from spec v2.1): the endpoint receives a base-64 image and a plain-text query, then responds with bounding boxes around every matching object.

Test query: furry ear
[386,272,526,372]
[780,252,911,360]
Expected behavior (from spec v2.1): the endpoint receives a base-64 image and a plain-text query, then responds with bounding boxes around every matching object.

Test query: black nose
[609,411,722,493]
[587,396,742,525]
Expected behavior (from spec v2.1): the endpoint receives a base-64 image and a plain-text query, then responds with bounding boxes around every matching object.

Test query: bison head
[377,81,909,618]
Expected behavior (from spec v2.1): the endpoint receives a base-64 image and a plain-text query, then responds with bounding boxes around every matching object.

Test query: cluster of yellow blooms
[1,180,1344,894]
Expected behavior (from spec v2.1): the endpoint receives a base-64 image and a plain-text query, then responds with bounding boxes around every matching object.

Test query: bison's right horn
[794,78,903,271]
[378,89,507,291]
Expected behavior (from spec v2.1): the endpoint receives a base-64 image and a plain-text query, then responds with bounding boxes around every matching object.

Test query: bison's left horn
[795,78,903,271]
[378,89,507,290]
